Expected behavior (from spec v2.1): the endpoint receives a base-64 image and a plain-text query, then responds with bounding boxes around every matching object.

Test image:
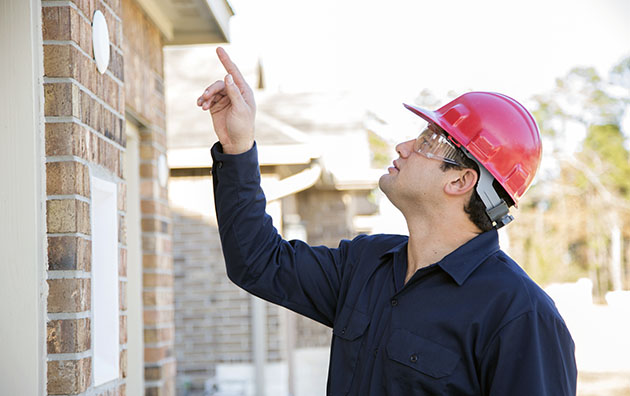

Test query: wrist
[221,140,254,155]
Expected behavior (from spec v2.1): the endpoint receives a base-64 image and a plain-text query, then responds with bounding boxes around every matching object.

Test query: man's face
[379,125,467,211]
[379,138,448,211]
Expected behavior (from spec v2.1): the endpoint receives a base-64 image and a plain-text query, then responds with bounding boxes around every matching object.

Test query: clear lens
[414,127,464,166]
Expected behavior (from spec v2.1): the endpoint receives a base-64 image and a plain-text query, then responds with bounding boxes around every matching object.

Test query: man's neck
[404,215,480,284]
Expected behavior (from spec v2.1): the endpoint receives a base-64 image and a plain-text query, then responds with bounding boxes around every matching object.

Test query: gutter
[263,164,323,202]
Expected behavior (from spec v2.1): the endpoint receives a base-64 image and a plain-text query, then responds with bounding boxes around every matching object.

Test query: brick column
[140,128,176,395]
[43,0,126,395]
[122,0,175,394]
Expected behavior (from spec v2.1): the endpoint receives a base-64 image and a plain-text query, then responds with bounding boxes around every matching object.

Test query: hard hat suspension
[464,151,514,229]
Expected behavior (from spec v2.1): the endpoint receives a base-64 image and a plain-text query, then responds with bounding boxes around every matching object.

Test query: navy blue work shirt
[211,142,577,396]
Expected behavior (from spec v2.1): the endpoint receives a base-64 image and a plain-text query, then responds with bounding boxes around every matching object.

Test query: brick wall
[171,185,284,391]
[43,0,172,394]
[43,0,126,394]
[169,176,372,389]
[121,0,174,395]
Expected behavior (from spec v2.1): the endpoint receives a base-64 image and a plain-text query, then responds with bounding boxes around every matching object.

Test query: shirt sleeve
[479,310,577,396]
[211,141,354,328]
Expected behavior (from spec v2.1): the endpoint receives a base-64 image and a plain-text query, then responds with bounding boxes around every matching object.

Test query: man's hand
[197,47,256,154]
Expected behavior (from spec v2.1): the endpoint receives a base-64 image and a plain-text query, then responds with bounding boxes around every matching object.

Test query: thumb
[224,74,247,110]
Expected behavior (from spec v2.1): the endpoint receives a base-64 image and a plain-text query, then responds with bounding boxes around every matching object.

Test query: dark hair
[439,152,513,232]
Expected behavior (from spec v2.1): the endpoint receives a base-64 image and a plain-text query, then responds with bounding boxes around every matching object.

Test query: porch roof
[135,0,234,45]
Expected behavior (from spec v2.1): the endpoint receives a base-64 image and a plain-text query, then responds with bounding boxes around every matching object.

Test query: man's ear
[444,168,478,196]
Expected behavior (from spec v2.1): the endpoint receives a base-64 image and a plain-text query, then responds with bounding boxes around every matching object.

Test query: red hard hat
[404,92,542,205]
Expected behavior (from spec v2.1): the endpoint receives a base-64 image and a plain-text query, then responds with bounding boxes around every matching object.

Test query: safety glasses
[413,126,466,166]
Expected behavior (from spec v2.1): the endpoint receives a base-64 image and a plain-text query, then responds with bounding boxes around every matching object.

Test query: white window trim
[91,175,120,386]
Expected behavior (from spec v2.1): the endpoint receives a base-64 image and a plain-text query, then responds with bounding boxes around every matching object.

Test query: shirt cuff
[210,141,260,183]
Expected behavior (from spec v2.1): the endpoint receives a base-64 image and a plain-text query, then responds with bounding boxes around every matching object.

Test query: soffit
[135,0,233,45]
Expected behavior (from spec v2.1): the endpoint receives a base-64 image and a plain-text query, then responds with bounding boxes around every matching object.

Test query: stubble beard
[379,174,403,211]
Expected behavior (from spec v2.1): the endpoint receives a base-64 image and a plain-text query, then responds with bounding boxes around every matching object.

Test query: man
[197,47,577,395]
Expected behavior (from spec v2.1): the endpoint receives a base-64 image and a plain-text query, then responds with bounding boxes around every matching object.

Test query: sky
[225,0,629,136]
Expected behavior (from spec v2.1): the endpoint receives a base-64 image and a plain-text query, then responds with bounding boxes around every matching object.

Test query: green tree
[509,56,630,297]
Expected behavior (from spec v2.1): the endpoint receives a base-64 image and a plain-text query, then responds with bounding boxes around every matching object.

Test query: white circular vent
[92,10,110,74]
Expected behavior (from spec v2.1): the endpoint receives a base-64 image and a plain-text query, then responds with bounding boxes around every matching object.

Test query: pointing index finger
[216,47,246,87]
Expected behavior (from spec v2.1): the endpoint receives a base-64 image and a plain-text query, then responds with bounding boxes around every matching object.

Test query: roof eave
[134,0,234,45]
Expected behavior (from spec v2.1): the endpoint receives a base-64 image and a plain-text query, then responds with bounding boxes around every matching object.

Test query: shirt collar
[380,229,500,286]
[380,240,408,258]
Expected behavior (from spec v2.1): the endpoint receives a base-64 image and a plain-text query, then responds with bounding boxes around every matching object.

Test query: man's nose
[395,139,415,158]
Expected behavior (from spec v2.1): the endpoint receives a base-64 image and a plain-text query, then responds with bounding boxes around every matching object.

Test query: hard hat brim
[403,103,446,131]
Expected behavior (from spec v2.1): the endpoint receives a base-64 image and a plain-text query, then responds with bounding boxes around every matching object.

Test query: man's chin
[378,175,394,199]
[378,174,389,193]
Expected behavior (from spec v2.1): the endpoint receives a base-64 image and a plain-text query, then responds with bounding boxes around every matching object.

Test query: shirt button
[391,299,398,307]
[410,354,418,363]
[216,161,223,169]
[341,327,346,335]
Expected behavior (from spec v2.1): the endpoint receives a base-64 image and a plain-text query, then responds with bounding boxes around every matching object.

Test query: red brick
[144,345,167,363]
[42,5,92,55]
[144,326,174,344]
[43,45,73,78]
[76,9,93,56]
[143,308,174,325]
[47,278,91,313]
[119,280,127,311]
[119,247,127,277]
[140,180,158,198]
[117,181,126,212]
[118,214,127,245]
[143,273,173,288]
[47,358,91,394]
[120,349,128,379]
[42,7,72,41]
[73,0,96,22]
[47,318,90,354]
[48,235,91,271]
[79,90,102,133]
[45,123,92,160]
[44,82,80,117]
[139,163,157,178]
[145,366,161,381]
[44,43,96,90]
[141,200,170,218]
[119,314,127,344]
[109,47,124,83]
[141,218,163,233]
[96,136,121,175]
[142,289,173,307]
[140,128,166,148]
[142,254,171,270]
[139,144,160,161]
[46,161,90,197]
[46,199,91,234]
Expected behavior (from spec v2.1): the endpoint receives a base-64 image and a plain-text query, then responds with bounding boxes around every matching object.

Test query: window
[91,175,120,386]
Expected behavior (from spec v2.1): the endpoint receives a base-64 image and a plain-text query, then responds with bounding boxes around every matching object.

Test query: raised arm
[197,48,354,326]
